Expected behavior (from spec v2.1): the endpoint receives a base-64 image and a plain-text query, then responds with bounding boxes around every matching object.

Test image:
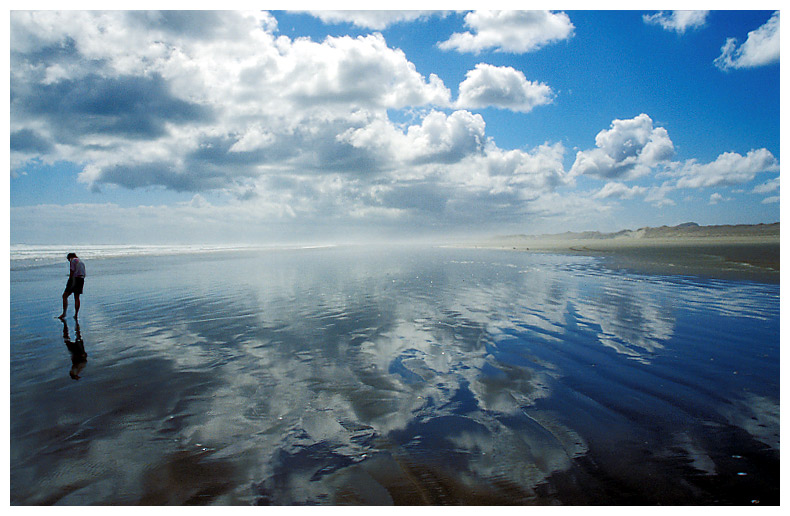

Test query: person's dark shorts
[64,277,85,296]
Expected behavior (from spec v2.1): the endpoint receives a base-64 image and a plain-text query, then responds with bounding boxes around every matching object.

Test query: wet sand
[10,246,780,504]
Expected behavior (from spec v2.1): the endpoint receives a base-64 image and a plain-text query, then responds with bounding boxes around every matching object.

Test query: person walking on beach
[58,252,86,320]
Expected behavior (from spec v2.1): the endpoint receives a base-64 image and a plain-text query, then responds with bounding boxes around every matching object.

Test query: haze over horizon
[9,9,781,246]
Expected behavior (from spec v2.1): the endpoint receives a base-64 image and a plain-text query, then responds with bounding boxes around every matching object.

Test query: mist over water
[10,246,779,505]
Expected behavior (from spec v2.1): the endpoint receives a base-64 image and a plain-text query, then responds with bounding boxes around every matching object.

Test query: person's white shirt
[71,258,86,278]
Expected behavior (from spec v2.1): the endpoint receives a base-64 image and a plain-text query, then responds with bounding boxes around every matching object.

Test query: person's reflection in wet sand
[62,320,88,380]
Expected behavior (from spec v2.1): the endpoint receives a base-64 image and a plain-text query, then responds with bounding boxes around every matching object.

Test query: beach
[9,8,781,507]
[9,244,779,505]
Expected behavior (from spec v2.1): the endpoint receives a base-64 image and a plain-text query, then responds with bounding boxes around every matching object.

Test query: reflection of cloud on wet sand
[447,409,588,480]
[162,253,591,502]
[442,257,679,364]
[573,281,675,363]
[672,431,718,475]
[197,251,685,500]
[719,393,779,451]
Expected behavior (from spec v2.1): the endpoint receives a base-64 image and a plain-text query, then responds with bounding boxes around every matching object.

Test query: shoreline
[459,233,780,284]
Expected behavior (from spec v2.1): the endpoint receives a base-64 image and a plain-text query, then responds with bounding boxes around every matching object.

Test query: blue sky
[8,8,782,245]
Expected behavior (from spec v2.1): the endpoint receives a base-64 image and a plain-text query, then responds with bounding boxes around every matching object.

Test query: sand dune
[466,222,779,283]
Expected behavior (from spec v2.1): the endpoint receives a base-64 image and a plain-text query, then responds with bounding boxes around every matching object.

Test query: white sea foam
[9,243,334,270]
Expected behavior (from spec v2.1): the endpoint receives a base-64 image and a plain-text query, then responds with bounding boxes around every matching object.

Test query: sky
[7,6,783,245]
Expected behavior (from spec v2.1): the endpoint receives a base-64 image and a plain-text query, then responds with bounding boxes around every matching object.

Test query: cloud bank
[9,10,780,242]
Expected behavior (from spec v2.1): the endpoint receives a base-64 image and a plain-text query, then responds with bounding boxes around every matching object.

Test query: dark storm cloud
[10,129,54,153]
[239,120,392,176]
[308,136,385,174]
[188,136,271,167]
[127,10,229,38]
[94,161,247,192]
[16,74,212,142]
[377,182,449,213]
[13,35,81,68]
[92,136,277,192]
[91,162,189,191]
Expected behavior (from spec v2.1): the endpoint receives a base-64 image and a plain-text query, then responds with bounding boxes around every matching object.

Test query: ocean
[9,245,780,505]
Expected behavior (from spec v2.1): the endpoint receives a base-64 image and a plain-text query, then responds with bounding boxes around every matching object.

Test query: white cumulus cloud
[457,142,569,195]
[456,63,554,113]
[570,114,675,180]
[276,33,452,111]
[438,10,574,54]
[643,11,709,33]
[715,11,780,70]
[753,177,779,194]
[673,149,779,188]
[593,182,648,200]
[337,109,487,169]
[298,10,443,30]
[709,192,727,204]
[644,183,676,207]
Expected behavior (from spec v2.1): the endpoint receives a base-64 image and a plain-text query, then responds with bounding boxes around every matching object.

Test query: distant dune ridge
[468,222,779,282]
[487,222,780,245]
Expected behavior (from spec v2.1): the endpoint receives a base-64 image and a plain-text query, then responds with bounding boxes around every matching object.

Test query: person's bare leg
[58,294,68,319]
[74,294,80,319]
